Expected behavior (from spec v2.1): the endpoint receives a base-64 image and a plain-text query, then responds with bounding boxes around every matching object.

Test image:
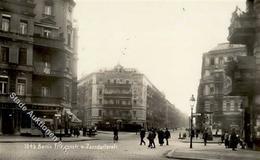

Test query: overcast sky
[74,0,245,115]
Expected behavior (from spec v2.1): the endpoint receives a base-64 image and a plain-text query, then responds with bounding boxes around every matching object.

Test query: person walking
[140,128,146,145]
[203,129,208,146]
[224,131,229,148]
[164,128,171,145]
[157,129,165,146]
[147,129,153,148]
[230,129,238,151]
[151,129,156,148]
[113,126,119,143]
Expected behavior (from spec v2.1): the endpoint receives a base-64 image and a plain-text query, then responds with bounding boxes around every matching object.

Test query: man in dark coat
[113,126,119,143]
[164,128,171,145]
[157,129,165,146]
[203,129,208,146]
[140,128,146,145]
[230,129,238,151]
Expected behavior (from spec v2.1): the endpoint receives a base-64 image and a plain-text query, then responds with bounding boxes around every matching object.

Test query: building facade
[0,0,78,135]
[227,0,260,150]
[196,43,247,135]
[78,65,186,130]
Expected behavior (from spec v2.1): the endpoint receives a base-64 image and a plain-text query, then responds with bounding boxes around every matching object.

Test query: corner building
[78,65,184,130]
[196,43,247,135]
[0,0,78,135]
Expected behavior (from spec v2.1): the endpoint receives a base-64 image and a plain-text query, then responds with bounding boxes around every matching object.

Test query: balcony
[105,83,131,89]
[104,93,132,98]
[0,30,33,42]
[224,56,255,96]
[103,103,132,109]
[33,62,65,77]
[33,34,64,50]
[31,96,63,106]
[228,10,255,44]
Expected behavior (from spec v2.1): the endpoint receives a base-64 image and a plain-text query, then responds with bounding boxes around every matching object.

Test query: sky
[74,0,246,115]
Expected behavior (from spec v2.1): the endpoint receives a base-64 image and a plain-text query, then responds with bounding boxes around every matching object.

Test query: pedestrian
[113,126,119,143]
[230,129,238,151]
[147,129,153,148]
[224,131,229,148]
[157,129,165,146]
[164,128,171,145]
[151,129,156,148]
[221,133,225,144]
[140,128,146,145]
[75,127,80,138]
[203,129,208,146]
[196,129,199,139]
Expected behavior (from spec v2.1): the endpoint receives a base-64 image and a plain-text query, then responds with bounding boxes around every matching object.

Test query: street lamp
[190,94,195,149]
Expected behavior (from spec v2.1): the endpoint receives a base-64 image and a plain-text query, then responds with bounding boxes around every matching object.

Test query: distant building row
[77,65,186,130]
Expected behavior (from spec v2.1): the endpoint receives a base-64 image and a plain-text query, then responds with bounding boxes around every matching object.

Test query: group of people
[140,128,171,148]
[70,127,80,137]
[221,129,244,151]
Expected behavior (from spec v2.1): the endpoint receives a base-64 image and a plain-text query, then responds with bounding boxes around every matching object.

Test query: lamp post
[190,94,195,149]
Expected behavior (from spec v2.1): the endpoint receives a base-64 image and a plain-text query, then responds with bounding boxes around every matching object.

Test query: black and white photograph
[0,0,260,159]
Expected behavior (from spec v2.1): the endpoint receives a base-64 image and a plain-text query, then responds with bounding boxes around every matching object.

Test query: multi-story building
[196,43,247,135]
[78,65,186,130]
[227,0,260,150]
[0,0,78,135]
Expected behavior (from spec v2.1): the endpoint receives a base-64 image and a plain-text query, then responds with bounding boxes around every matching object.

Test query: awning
[65,109,82,123]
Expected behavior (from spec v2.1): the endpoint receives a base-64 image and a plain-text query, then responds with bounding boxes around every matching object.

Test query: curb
[166,150,218,160]
[0,138,98,143]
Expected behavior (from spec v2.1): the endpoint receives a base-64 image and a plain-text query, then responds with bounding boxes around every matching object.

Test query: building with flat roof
[78,65,186,130]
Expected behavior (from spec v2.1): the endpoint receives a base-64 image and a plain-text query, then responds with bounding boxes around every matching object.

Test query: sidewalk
[0,135,97,143]
[166,143,260,160]
[180,137,221,144]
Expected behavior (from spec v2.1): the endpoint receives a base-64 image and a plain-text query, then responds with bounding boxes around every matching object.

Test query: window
[1,16,10,32]
[20,20,28,35]
[67,30,72,47]
[210,86,214,94]
[65,56,71,72]
[234,102,239,111]
[226,102,231,111]
[99,89,102,95]
[17,79,26,95]
[44,5,52,16]
[133,111,136,117]
[0,47,9,63]
[210,57,215,65]
[43,28,51,38]
[219,57,224,65]
[18,48,27,65]
[99,99,102,105]
[65,86,70,102]
[41,86,50,97]
[0,76,8,94]
[98,110,102,116]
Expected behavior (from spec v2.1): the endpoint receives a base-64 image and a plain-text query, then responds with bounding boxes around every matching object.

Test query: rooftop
[210,43,246,52]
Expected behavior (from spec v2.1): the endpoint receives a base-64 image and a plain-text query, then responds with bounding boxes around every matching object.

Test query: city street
[1,130,260,160]
[0,130,185,160]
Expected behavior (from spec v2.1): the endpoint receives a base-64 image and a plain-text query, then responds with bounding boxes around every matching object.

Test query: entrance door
[2,110,14,134]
